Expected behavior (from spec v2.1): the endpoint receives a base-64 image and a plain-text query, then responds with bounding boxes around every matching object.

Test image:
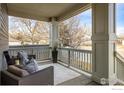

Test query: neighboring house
[82,40,92,46]
[23,42,32,45]
[9,38,21,45]
[122,40,124,45]
[117,35,124,46]
[39,40,49,44]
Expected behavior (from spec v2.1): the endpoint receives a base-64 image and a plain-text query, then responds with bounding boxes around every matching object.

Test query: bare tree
[9,31,25,45]
[9,16,49,45]
[59,16,91,48]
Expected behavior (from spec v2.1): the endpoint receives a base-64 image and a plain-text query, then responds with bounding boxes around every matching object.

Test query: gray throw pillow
[17,51,29,65]
[23,58,39,74]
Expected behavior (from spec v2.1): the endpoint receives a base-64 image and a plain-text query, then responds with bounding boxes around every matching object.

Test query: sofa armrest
[19,66,54,85]
[1,70,21,85]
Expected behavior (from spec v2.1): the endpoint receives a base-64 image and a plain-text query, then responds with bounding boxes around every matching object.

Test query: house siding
[0,4,8,84]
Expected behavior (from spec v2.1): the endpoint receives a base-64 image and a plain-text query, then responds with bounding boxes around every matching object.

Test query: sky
[75,4,124,36]
[77,9,92,28]
[9,4,124,36]
[116,3,124,35]
[71,4,124,36]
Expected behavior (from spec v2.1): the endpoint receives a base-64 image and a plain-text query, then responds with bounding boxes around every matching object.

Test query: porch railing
[58,48,92,73]
[115,51,124,82]
[9,45,92,73]
[8,45,124,83]
[9,45,51,61]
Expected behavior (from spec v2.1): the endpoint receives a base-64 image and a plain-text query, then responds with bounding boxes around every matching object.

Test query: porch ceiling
[7,3,89,22]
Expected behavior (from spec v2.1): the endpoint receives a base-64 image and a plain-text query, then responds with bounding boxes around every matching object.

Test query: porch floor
[38,62,99,85]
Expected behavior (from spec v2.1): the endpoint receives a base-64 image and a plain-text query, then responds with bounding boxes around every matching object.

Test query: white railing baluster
[57,48,92,73]
[115,52,124,82]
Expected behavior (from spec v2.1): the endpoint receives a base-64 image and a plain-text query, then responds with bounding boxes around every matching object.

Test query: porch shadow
[58,74,99,85]
[38,62,99,85]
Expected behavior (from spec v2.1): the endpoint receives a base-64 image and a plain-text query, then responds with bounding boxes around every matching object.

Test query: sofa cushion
[7,65,29,77]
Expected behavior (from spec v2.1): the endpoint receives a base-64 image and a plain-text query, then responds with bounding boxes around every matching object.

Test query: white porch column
[49,17,59,48]
[92,4,117,85]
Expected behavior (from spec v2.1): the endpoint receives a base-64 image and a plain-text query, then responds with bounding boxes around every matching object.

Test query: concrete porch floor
[38,62,99,85]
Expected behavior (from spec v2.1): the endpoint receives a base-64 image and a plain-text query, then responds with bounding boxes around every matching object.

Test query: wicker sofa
[1,66,54,85]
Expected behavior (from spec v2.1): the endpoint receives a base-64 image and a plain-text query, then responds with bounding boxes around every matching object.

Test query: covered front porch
[0,3,124,85]
[9,45,94,85]
[8,44,123,85]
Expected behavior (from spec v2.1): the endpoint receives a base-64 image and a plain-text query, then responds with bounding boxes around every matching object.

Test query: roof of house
[7,3,89,21]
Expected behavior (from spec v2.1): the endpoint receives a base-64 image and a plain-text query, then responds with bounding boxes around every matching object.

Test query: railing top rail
[9,45,49,48]
[115,51,124,64]
[58,47,92,53]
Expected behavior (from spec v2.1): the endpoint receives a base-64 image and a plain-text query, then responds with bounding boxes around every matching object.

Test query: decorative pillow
[7,65,29,77]
[23,58,39,74]
[17,51,29,65]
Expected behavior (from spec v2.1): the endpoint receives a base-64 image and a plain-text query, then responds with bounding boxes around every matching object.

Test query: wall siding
[0,4,8,84]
